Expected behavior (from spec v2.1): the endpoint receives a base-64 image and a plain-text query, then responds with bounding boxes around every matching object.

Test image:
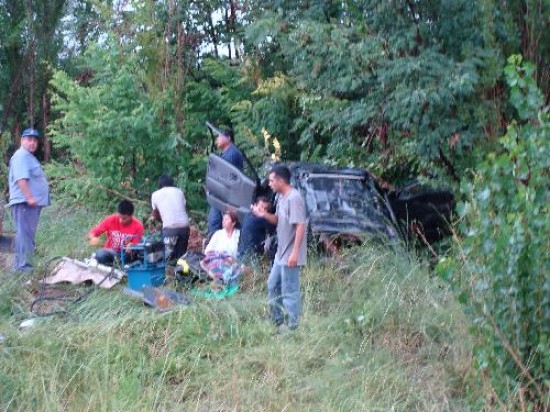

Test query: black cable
[30,256,117,317]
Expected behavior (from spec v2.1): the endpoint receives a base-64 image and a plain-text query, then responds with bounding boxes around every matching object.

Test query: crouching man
[151,175,190,265]
[253,166,307,331]
[88,200,144,266]
[237,196,275,265]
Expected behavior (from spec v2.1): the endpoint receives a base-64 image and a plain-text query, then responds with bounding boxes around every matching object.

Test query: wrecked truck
[204,124,454,251]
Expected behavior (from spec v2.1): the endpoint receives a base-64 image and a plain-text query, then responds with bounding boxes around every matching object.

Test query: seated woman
[204,210,240,258]
[202,210,241,289]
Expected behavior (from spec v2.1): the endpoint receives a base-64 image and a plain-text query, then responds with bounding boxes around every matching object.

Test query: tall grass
[0,203,482,411]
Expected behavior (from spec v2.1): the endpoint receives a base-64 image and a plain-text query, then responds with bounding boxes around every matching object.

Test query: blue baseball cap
[21,128,41,138]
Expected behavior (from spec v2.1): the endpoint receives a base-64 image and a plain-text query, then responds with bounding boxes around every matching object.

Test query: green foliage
[189,57,299,166]
[49,38,195,207]
[240,0,547,185]
[0,0,67,147]
[244,1,504,184]
[504,55,545,121]
[439,55,549,406]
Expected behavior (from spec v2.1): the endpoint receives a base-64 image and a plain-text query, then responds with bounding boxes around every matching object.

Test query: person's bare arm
[88,217,109,246]
[287,222,305,267]
[151,208,162,222]
[252,206,278,225]
[88,236,103,246]
[17,179,37,206]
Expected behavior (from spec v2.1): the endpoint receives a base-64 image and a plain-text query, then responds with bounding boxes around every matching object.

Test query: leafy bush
[244,1,506,186]
[49,38,199,209]
[440,55,549,407]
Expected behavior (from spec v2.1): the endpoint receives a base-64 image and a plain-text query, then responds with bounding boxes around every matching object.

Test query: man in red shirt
[88,200,144,266]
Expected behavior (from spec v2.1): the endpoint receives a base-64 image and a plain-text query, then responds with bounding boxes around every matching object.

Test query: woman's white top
[204,229,240,258]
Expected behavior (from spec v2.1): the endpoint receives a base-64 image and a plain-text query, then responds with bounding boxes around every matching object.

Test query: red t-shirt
[88,214,144,251]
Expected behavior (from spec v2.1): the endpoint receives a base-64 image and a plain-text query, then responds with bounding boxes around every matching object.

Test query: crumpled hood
[288,164,395,238]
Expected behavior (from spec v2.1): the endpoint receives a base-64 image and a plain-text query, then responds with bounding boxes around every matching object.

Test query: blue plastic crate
[127,265,166,291]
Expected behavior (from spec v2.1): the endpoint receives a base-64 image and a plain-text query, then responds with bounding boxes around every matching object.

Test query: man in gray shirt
[253,165,307,330]
[8,128,50,272]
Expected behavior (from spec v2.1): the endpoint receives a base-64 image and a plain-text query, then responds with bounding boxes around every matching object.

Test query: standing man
[207,129,244,237]
[151,175,190,264]
[253,165,307,331]
[8,128,50,272]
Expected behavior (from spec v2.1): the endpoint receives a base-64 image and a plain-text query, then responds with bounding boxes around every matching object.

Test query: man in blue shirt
[8,128,50,272]
[207,129,244,237]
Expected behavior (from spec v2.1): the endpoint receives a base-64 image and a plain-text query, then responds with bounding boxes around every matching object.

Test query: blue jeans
[267,260,301,328]
[94,248,118,266]
[95,248,137,267]
[11,203,42,271]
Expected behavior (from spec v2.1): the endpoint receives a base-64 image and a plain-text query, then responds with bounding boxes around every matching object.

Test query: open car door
[205,154,257,222]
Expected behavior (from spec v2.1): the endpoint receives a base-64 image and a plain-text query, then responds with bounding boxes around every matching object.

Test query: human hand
[251,203,265,218]
[26,197,38,207]
[287,252,298,267]
[88,237,102,246]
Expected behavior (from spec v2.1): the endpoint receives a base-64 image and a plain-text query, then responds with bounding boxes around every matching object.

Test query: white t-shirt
[151,186,190,229]
[205,229,240,258]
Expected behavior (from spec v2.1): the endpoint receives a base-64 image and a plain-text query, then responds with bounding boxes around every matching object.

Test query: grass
[0,202,484,411]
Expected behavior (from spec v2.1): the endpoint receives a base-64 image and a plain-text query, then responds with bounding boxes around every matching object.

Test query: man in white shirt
[151,175,190,264]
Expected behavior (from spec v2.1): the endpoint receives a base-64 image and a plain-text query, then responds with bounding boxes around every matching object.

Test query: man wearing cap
[8,128,50,272]
[207,129,244,237]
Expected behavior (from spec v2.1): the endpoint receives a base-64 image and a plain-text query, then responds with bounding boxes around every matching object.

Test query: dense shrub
[440,55,549,408]
[49,39,203,210]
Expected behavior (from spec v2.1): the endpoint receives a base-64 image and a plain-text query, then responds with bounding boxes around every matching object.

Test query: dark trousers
[163,226,190,263]
[11,203,42,271]
[95,248,118,266]
[95,248,138,267]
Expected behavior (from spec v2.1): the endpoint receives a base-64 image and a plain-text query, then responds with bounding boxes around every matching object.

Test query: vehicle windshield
[299,173,382,221]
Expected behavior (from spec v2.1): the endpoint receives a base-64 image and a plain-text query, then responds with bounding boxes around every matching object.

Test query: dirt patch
[378,330,425,362]
[0,253,12,271]
[188,225,204,252]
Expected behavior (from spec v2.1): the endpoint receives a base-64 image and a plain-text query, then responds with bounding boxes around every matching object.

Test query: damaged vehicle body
[204,122,455,251]
[285,163,398,250]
